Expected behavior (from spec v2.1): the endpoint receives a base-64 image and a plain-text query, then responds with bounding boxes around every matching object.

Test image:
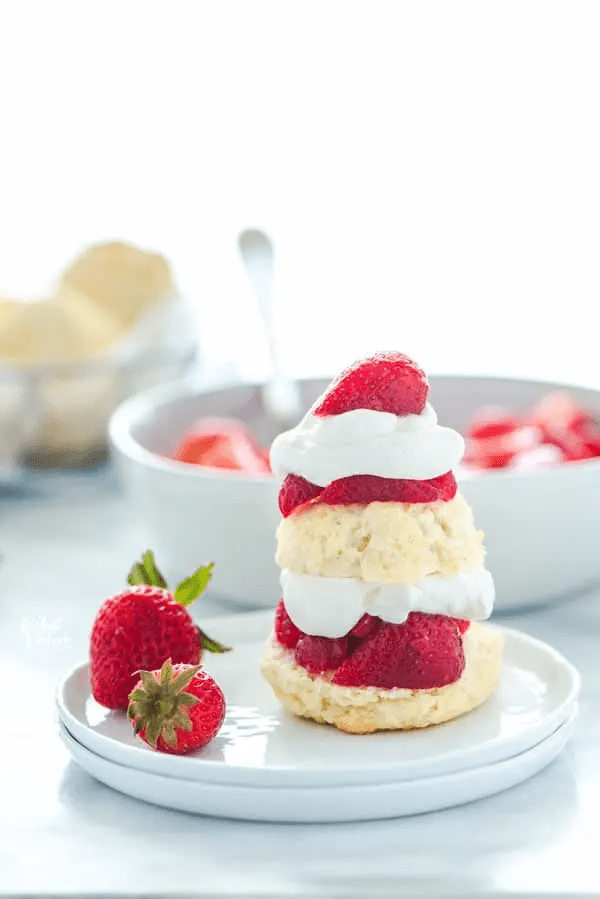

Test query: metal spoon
[238,228,303,430]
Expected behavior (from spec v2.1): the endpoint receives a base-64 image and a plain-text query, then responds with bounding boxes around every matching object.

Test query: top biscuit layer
[276,494,485,583]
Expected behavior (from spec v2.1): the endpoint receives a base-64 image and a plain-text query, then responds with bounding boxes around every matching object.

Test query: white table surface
[1,467,599,899]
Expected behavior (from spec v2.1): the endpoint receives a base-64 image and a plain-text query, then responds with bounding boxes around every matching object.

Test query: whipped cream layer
[280,568,495,638]
[270,404,465,485]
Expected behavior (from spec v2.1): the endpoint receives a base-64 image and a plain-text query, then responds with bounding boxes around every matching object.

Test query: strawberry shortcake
[260,352,503,734]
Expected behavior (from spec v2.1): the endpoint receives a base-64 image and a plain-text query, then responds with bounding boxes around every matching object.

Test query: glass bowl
[0,342,197,471]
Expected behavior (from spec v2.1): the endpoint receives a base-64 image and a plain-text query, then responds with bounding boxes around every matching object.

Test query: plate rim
[58,709,578,821]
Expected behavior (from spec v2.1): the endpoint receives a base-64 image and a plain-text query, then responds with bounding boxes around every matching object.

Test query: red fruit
[294,634,349,674]
[314,352,429,417]
[537,424,596,461]
[174,417,270,474]
[530,392,588,436]
[274,599,304,649]
[278,472,457,517]
[464,426,543,470]
[466,406,520,440]
[349,614,383,640]
[278,474,323,517]
[572,418,600,456]
[90,551,229,710]
[333,612,464,690]
[525,392,599,462]
[320,472,457,506]
[127,659,226,754]
[449,618,471,634]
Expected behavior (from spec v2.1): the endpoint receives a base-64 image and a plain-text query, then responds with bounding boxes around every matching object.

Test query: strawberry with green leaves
[90,551,229,710]
[127,658,226,754]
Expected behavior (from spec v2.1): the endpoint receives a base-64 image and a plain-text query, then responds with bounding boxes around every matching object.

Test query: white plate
[59,709,577,822]
[56,612,580,787]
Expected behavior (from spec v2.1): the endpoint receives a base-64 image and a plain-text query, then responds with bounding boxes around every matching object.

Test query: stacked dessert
[260,352,503,734]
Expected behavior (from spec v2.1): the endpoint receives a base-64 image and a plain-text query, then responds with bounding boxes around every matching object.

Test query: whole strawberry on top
[90,551,230,710]
[127,658,226,754]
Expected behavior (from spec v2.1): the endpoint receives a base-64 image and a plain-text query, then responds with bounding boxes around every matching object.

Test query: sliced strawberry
[463,426,543,470]
[278,474,323,516]
[542,430,596,462]
[572,417,600,456]
[200,435,270,473]
[466,406,521,439]
[332,612,464,690]
[174,431,221,463]
[294,635,349,674]
[174,418,270,474]
[530,391,588,436]
[448,617,471,634]
[274,599,304,649]
[314,352,428,417]
[278,472,457,517]
[348,614,383,640]
[320,472,457,505]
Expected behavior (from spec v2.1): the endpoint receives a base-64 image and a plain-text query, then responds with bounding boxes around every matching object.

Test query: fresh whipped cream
[270,404,465,485]
[280,568,495,638]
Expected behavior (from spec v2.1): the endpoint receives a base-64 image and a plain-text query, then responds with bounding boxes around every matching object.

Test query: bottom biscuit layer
[260,622,504,734]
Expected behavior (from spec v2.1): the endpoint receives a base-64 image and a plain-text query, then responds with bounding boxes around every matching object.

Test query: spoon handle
[238,229,302,428]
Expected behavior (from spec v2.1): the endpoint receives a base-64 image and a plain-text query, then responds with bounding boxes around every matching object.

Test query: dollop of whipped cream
[280,568,495,638]
[270,403,465,485]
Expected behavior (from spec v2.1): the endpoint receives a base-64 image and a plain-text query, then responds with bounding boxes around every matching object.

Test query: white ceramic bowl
[109,374,600,612]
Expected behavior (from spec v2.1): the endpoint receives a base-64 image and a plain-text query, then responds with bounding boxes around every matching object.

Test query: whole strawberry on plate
[90,551,230,710]
[127,658,226,754]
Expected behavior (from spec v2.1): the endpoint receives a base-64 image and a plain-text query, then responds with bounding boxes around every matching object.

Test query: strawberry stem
[127,550,168,588]
[197,626,231,654]
[127,658,200,749]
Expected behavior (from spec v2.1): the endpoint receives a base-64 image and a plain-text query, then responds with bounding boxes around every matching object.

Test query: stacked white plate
[57,611,580,823]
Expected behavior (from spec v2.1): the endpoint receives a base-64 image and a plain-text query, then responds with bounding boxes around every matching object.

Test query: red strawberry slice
[314,352,429,417]
[320,472,457,505]
[274,599,304,649]
[348,614,383,640]
[294,634,349,674]
[278,474,323,517]
[174,418,270,474]
[463,426,543,470]
[332,612,465,690]
[448,617,471,634]
[572,417,600,455]
[530,391,588,436]
[466,406,521,439]
[278,472,457,517]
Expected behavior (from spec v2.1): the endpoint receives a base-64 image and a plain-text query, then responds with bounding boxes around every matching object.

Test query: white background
[0,1,598,385]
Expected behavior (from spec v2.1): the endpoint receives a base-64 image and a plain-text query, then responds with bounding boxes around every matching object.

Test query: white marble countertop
[1,467,599,898]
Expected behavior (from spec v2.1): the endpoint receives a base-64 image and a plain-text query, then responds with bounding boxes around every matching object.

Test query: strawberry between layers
[274,599,469,690]
[278,471,457,517]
